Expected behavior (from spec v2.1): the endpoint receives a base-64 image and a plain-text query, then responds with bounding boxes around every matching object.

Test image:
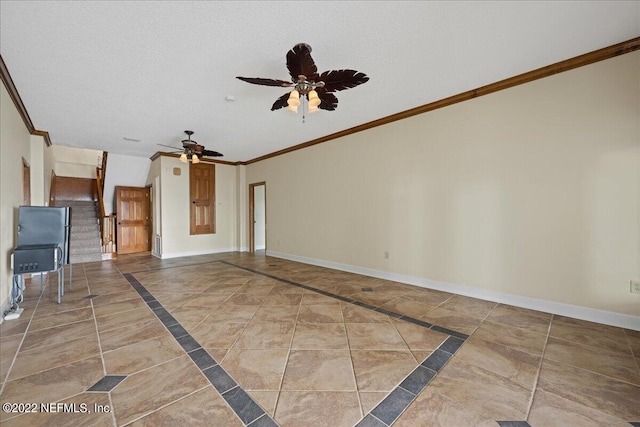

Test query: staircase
[56,200,103,263]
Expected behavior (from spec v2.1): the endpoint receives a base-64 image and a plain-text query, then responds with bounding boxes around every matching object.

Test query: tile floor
[0,251,638,426]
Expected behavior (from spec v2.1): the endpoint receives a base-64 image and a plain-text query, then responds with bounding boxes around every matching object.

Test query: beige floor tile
[28,307,94,332]
[394,389,497,427]
[9,334,101,381]
[20,319,95,352]
[128,386,243,427]
[103,335,185,375]
[252,305,300,323]
[171,305,214,326]
[248,390,279,416]
[550,315,630,353]
[291,323,349,349]
[350,350,417,392]
[471,320,547,355]
[0,356,104,407]
[110,355,209,426]
[392,319,449,351]
[0,315,31,339]
[429,362,531,420]
[451,336,541,389]
[176,292,230,310]
[297,304,343,323]
[222,347,289,390]
[436,295,497,319]
[275,391,362,427]
[92,297,146,318]
[537,358,640,420]
[234,321,295,349]
[98,318,168,352]
[90,289,141,306]
[345,323,409,350]
[486,304,552,334]
[528,389,632,427]
[94,307,157,333]
[420,307,483,335]
[544,336,640,385]
[203,303,260,322]
[5,252,637,427]
[190,321,247,349]
[282,350,356,391]
[341,303,391,323]
[301,292,341,305]
[358,391,387,414]
[379,297,437,318]
[0,334,22,384]
[32,297,92,318]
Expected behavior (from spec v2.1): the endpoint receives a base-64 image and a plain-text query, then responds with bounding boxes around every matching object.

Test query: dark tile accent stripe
[368,387,415,426]
[356,414,387,427]
[628,423,640,427]
[125,263,471,427]
[217,260,469,340]
[87,375,127,392]
[249,414,280,427]
[222,387,267,425]
[122,272,276,427]
[497,422,532,427]
[216,260,472,427]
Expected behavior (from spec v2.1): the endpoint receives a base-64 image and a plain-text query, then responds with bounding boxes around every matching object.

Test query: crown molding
[0,54,52,146]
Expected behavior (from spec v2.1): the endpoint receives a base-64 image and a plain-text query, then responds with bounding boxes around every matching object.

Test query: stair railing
[96,165,116,255]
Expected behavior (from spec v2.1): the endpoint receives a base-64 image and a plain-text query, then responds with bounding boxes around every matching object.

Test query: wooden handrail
[49,170,57,206]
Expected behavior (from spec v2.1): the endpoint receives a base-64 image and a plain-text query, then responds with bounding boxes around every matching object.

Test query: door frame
[249,182,266,252]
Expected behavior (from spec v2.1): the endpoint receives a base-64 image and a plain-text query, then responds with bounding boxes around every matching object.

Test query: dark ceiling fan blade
[271,92,290,111]
[201,149,224,157]
[316,91,338,111]
[286,43,318,82]
[318,69,369,92]
[157,143,182,152]
[236,76,293,87]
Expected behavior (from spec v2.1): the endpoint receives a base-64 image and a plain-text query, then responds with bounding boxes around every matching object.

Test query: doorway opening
[249,182,266,253]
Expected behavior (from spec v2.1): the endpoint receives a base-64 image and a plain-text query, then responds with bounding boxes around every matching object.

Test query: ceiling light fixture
[285,77,324,122]
[236,43,369,123]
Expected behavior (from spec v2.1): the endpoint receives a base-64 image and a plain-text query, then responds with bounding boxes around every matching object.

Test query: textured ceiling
[1,1,638,162]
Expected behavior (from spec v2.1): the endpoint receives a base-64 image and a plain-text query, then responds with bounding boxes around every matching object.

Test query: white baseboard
[160,247,238,259]
[255,245,266,250]
[0,297,11,325]
[266,250,640,331]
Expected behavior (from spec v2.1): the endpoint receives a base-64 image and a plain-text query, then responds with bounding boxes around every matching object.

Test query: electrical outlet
[631,280,640,294]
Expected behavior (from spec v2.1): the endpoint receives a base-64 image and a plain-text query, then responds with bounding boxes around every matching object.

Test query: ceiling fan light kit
[237,43,369,121]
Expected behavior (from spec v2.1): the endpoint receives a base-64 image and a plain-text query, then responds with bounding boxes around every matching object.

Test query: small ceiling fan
[158,130,223,163]
[237,43,369,113]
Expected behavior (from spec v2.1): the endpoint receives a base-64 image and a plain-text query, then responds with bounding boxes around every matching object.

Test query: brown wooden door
[190,162,215,234]
[116,186,150,254]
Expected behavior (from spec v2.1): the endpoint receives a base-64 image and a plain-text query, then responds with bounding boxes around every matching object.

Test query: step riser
[56,200,104,264]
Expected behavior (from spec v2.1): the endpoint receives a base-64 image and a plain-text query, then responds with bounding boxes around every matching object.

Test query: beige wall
[51,145,102,178]
[246,51,640,322]
[147,156,238,258]
[0,83,32,311]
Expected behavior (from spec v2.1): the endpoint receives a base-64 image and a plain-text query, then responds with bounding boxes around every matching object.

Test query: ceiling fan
[158,130,223,163]
[237,43,369,113]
